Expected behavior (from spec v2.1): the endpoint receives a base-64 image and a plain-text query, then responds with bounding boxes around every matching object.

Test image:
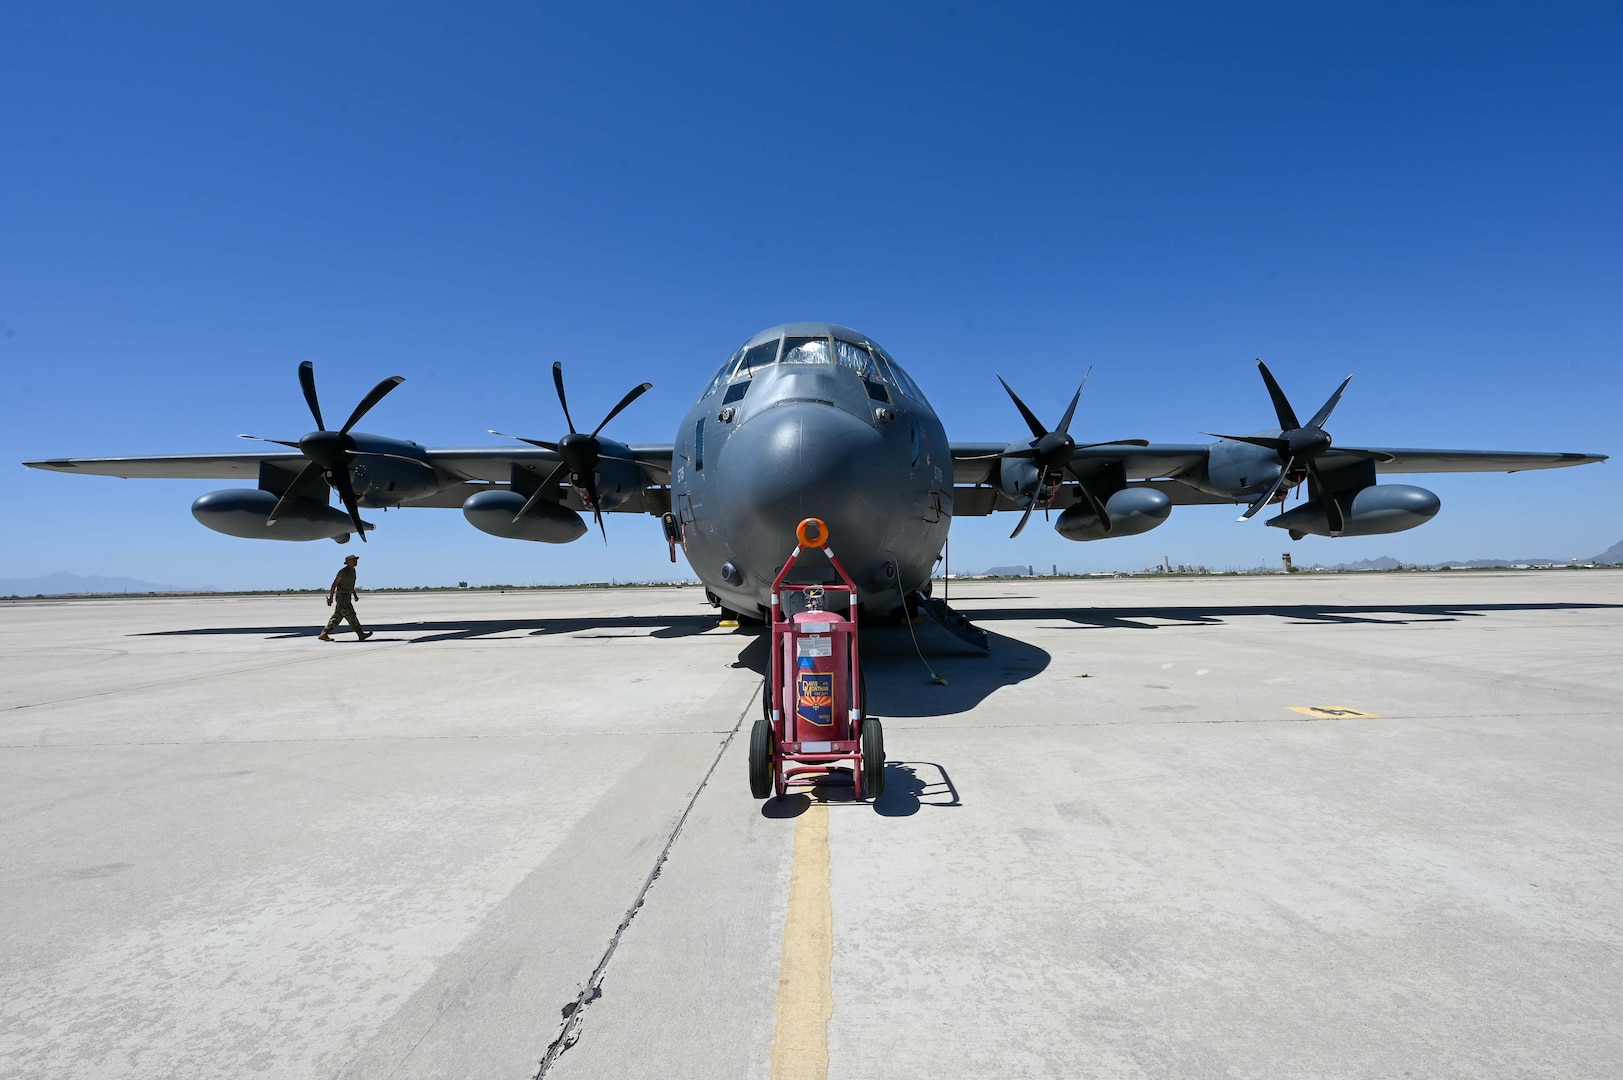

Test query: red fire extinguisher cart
[750,518,885,801]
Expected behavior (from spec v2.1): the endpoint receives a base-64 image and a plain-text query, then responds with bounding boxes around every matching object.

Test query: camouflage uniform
[322,564,368,637]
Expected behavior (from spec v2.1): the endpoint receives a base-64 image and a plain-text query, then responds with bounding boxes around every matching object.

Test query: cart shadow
[760,761,961,818]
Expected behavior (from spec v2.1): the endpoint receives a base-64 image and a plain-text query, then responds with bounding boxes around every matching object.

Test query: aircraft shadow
[952,600,1623,631]
[138,612,1047,718]
[726,620,1048,721]
[137,613,721,644]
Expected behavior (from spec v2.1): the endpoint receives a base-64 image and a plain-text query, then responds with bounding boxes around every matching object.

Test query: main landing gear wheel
[861,717,885,800]
[749,718,774,799]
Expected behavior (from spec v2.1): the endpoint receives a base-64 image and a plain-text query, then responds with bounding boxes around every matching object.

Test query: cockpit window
[833,339,879,379]
[703,347,745,399]
[739,337,781,376]
[780,336,830,365]
[872,344,925,402]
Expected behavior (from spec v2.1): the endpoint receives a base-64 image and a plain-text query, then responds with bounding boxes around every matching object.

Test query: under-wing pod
[1266,484,1439,538]
[192,488,360,541]
[1055,487,1172,541]
[461,489,587,544]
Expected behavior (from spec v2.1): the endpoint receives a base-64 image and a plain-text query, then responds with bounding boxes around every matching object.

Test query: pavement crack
[532,685,757,1078]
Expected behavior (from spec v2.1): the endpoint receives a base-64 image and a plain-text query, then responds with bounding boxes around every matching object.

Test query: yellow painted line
[771,804,833,1080]
[1289,706,1383,719]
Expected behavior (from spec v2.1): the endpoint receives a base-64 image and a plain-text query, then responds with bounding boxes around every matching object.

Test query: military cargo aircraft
[24,322,1607,626]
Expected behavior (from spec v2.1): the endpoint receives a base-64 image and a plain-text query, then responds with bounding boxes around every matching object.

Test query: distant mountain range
[0,572,211,596]
[1593,539,1623,565]
[1307,540,1623,571]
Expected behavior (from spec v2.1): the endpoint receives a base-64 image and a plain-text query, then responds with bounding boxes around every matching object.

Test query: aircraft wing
[946,441,1606,518]
[405,445,674,484]
[949,442,1210,485]
[24,445,678,508]
[1317,447,1607,473]
[24,451,306,479]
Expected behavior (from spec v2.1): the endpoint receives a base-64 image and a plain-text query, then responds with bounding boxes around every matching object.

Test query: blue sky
[3,3,1619,588]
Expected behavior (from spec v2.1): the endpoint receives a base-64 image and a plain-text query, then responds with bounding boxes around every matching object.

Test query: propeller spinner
[239,361,405,541]
[1203,359,1353,535]
[491,362,652,543]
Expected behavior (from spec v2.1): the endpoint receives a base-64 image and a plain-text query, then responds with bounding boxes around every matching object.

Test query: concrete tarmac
[2,572,1620,1079]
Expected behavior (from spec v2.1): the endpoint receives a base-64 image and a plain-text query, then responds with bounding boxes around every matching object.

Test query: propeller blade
[515,460,571,519]
[1054,370,1089,437]
[1238,457,1296,522]
[955,450,1028,461]
[238,434,303,448]
[1202,432,1289,451]
[1305,460,1346,535]
[580,468,607,543]
[592,382,653,436]
[1072,438,1151,449]
[996,375,1049,441]
[1306,374,1354,431]
[598,452,670,476]
[265,460,327,524]
[1076,479,1113,533]
[298,362,326,431]
[349,449,430,466]
[489,431,563,452]
[1256,361,1301,432]
[552,362,578,434]
[332,470,368,541]
[339,376,406,434]
[1008,499,1037,539]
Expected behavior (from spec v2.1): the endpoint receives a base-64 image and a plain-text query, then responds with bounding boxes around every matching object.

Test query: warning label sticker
[796,636,833,658]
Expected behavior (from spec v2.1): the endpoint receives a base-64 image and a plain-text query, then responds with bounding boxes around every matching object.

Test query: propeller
[240,361,405,540]
[987,371,1148,539]
[1203,359,1353,535]
[492,361,652,542]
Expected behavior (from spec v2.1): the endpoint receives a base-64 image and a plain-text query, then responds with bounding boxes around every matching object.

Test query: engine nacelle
[1267,484,1440,538]
[998,454,1039,503]
[1055,486,1172,541]
[192,489,357,541]
[462,489,587,543]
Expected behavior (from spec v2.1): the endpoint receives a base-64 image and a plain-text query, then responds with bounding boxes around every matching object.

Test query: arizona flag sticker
[796,672,834,728]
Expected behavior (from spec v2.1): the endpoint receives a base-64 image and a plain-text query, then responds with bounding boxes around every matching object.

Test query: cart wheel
[860,718,885,800]
[749,718,774,799]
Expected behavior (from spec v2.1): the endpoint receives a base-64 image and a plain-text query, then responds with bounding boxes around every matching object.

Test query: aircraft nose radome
[717,403,892,576]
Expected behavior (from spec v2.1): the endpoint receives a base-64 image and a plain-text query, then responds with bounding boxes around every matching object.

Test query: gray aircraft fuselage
[672,323,951,618]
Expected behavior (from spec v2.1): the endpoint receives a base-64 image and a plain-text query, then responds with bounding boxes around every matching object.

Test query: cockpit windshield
[833,339,879,379]
[780,337,828,365]
[701,329,930,407]
[738,338,780,376]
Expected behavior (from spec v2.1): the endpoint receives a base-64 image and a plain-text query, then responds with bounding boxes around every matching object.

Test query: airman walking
[319,554,372,640]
